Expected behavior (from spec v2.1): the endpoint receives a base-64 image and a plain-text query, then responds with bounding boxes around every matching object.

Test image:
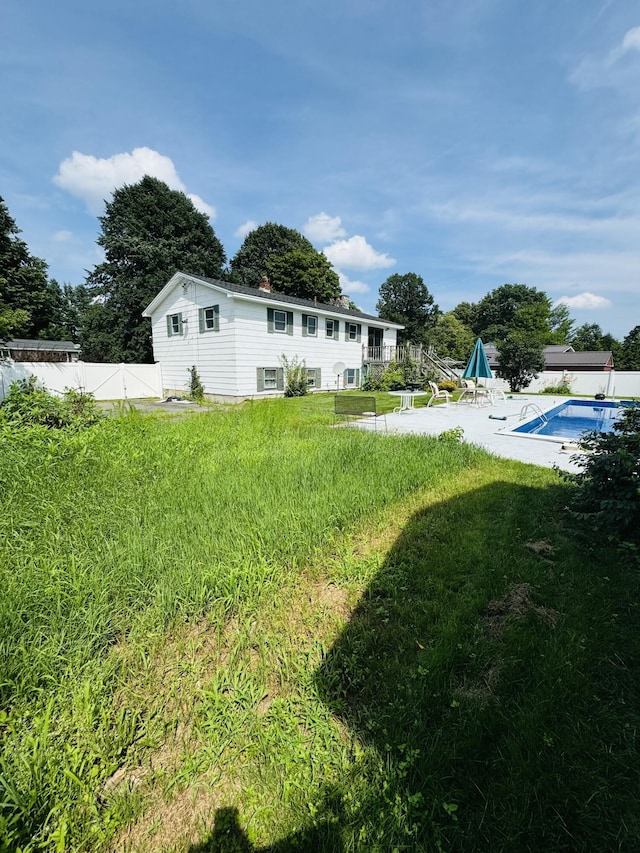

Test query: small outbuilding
[1,338,81,362]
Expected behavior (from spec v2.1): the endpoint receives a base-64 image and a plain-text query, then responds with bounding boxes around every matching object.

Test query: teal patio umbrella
[462,338,493,385]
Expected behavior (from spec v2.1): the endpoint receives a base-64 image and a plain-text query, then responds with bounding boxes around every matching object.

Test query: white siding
[232,299,392,396]
[150,279,239,397]
[147,277,399,398]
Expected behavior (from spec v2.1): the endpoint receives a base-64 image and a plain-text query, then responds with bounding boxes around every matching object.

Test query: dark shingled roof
[5,338,80,352]
[484,342,613,370]
[187,274,396,325]
[545,351,613,368]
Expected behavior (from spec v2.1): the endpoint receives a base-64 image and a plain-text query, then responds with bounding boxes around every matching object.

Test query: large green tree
[571,323,606,351]
[548,303,574,344]
[230,222,341,301]
[376,272,440,347]
[82,176,225,362]
[0,196,64,339]
[429,311,475,361]
[263,248,341,302]
[473,284,553,342]
[570,323,621,362]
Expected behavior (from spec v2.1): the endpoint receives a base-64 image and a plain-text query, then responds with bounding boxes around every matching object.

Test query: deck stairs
[363,344,460,384]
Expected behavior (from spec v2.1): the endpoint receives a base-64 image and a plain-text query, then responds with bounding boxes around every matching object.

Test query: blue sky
[2,0,639,339]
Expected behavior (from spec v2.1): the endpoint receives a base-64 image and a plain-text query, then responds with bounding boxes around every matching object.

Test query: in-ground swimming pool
[512,399,626,442]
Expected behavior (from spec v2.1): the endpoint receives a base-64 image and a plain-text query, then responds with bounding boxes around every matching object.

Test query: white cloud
[52,230,73,242]
[428,196,640,243]
[336,270,369,295]
[554,292,612,310]
[571,26,640,89]
[621,26,640,54]
[187,194,216,218]
[53,147,216,218]
[603,26,640,66]
[323,235,395,271]
[303,212,346,243]
[234,220,258,239]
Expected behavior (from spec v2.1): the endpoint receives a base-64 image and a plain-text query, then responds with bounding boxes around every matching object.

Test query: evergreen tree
[83,176,225,363]
[0,195,62,339]
[619,325,640,370]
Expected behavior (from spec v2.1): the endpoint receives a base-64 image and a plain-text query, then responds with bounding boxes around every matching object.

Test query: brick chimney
[258,275,271,291]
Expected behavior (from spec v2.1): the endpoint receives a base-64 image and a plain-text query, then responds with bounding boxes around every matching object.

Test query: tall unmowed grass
[1,394,638,852]
[0,397,481,849]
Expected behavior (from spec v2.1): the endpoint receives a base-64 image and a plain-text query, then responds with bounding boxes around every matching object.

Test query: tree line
[2,177,639,374]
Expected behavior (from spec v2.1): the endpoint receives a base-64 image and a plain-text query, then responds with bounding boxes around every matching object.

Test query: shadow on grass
[191,477,638,852]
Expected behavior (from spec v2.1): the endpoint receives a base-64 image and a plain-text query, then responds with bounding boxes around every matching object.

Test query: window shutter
[267,308,274,333]
[198,308,205,333]
[256,368,265,392]
[166,315,172,337]
[316,367,321,388]
[355,368,360,386]
[342,369,347,388]
[333,320,339,341]
[356,324,361,343]
[178,314,184,335]
[286,311,293,335]
[302,314,308,337]
[213,305,220,331]
[277,368,284,390]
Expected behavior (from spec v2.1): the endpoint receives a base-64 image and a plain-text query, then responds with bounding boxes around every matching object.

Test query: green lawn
[0,394,638,852]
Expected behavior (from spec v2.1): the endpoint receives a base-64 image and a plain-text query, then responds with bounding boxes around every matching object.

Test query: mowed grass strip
[0,394,638,852]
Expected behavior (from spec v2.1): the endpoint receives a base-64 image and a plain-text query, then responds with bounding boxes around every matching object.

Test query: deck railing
[363,344,460,383]
[363,345,423,363]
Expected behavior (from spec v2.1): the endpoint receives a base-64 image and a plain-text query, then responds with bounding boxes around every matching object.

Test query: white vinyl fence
[485,370,640,398]
[0,361,163,402]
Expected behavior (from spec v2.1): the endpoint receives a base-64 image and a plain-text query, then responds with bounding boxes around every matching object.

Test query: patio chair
[488,386,507,404]
[457,379,491,406]
[426,381,450,407]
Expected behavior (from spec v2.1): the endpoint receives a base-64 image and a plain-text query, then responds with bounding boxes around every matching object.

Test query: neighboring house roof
[484,342,613,370]
[545,351,613,370]
[143,272,404,328]
[4,338,80,353]
[544,344,574,353]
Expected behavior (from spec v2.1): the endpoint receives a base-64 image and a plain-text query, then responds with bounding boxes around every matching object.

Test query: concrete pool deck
[356,395,587,472]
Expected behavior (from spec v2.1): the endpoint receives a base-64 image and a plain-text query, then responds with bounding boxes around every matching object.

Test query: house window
[256,367,284,391]
[326,319,339,339]
[346,322,361,342]
[302,314,318,337]
[199,305,219,332]
[267,308,293,335]
[274,310,287,332]
[264,368,278,389]
[166,313,184,337]
[306,368,322,389]
[344,368,360,388]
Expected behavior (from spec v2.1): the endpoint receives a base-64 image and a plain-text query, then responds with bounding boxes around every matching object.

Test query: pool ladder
[519,403,548,423]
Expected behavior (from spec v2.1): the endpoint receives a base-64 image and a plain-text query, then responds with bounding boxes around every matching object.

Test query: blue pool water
[513,399,624,440]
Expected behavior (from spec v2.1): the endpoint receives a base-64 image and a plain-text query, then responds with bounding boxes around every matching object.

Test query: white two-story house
[143,272,403,400]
